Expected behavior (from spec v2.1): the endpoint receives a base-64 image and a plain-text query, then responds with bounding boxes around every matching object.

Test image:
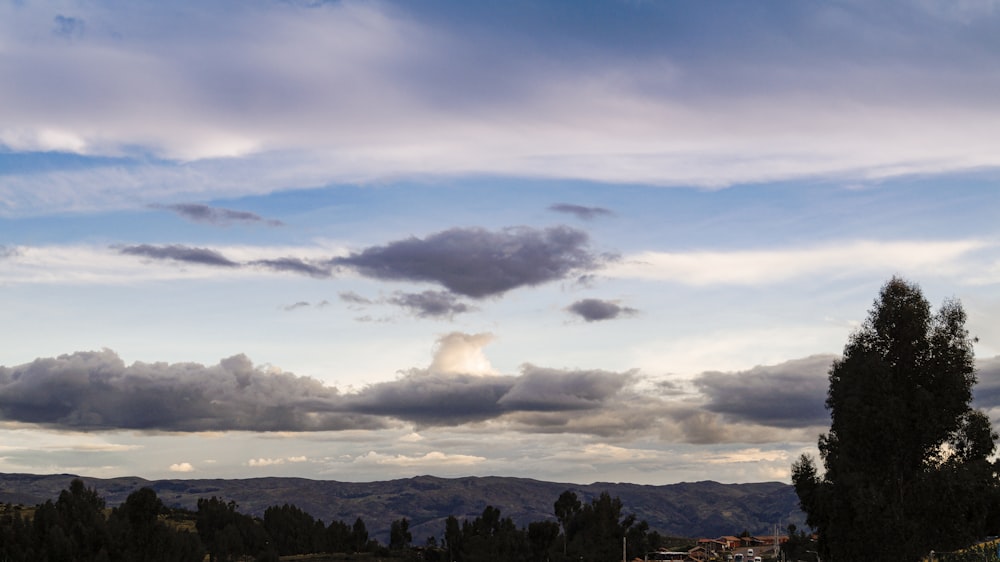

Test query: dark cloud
[497,364,635,411]
[0,345,844,442]
[150,203,283,226]
[566,298,638,322]
[346,372,512,426]
[117,244,239,267]
[0,245,19,259]
[0,350,384,432]
[344,364,634,427]
[388,291,474,318]
[693,355,835,428]
[0,346,638,433]
[251,257,332,278]
[548,203,614,220]
[332,226,607,298]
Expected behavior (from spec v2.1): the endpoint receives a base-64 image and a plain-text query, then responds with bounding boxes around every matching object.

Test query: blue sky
[1,0,1000,486]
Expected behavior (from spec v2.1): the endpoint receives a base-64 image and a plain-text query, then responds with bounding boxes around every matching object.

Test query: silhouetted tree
[554,491,651,562]
[263,503,327,555]
[793,277,1000,562]
[196,496,273,562]
[390,517,412,550]
[109,487,204,562]
[350,516,370,553]
[326,518,353,552]
[456,505,528,562]
[445,515,464,562]
[527,520,560,562]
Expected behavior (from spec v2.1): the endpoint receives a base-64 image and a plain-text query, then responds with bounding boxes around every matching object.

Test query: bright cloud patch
[609,240,990,285]
[353,451,486,467]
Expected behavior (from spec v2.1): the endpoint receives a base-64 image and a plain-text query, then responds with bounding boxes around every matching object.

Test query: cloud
[150,203,283,227]
[352,450,486,467]
[0,349,385,432]
[548,203,613,220]
[0,337,837,442]
[250,257,332,278]
[693,355,835,428]
[248,455,307,467]
[0,1,1000,216]
[333,226,607,298]
[345,334,635,428]
[565,298,638,322]
[118,244,240,268]
[340,291,374,306]
[387,290,474,318]
[428,333,498,376]
[52,15,84,39]
[340,333,631,427]
[169,462,194,473]
[116,244,332,277]
[498,364,636,411]
[284,301,311,311]
[607,240,991,286]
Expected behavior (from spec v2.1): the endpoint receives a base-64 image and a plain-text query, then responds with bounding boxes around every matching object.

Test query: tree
[553,491,650,562]
[389,517,412,550]
[350,517,370,553]
[109,487,204,562]
[793,277,999,562]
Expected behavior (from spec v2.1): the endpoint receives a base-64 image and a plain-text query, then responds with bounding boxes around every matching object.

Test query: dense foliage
[0,480,203,561]
[0,478,664,562]
[792,277,1000,562]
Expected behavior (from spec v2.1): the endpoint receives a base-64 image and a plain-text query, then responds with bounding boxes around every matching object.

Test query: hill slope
[0,473,804,541]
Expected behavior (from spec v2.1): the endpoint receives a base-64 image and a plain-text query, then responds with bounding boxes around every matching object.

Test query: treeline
[0,479,672,562]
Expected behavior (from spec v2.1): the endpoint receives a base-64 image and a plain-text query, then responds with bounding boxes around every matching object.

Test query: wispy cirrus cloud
[118,244,240,268]
[150,203,283,227]
[548,203,614,221]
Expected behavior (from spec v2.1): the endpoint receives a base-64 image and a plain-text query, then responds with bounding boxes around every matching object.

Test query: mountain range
[0,473,805,542]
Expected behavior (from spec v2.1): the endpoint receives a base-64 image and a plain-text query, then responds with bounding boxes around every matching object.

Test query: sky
[1,0,1000,487]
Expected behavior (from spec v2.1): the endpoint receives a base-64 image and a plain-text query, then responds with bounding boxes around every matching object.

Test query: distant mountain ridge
[0,472,805,542]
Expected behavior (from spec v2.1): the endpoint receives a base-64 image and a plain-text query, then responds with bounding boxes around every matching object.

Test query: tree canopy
[792,277,999,561]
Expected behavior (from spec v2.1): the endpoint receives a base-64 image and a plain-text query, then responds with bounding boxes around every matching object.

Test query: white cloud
[428,332,498,376]
[248,457,285,467]
[353,450,486,467]
[607,240,992,286]
[169,462,194,472]
[249,456,309,467]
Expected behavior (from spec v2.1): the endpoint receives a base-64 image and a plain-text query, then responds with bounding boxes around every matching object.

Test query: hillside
[0,473,804,542]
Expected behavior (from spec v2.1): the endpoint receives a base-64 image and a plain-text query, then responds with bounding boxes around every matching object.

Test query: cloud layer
[3,2,1000,214]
